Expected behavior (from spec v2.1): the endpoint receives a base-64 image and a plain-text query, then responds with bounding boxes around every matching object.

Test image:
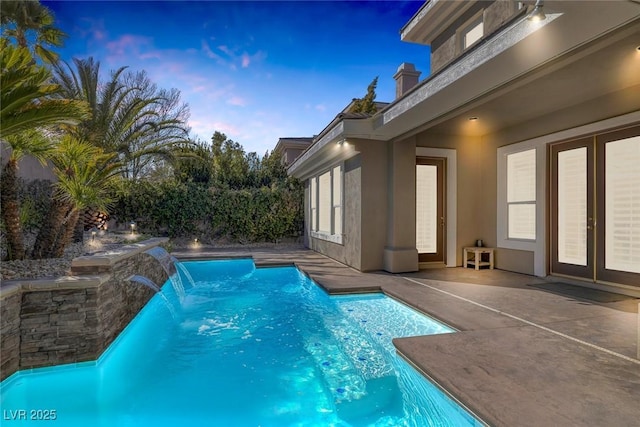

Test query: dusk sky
[43,1,430,155]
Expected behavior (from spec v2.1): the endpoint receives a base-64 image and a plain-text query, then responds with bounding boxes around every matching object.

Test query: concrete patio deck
[173,246,640,427]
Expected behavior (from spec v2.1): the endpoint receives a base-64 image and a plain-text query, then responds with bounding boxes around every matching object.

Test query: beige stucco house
[274,137,314,166]
[288,0,640,292]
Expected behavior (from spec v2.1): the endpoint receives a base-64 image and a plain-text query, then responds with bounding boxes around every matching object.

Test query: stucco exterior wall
[0,145,56,182]
[307,154,363,270]
[430,0,519,74]
[415,131,540,274]
[484,0,518,37]
[415,133,486,266]
[358,140,389,271]
[305,139,390,272]
[343,155,363,270]
[431,35,457,74]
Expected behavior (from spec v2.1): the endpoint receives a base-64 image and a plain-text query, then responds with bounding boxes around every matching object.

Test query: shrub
[109,180,303,242]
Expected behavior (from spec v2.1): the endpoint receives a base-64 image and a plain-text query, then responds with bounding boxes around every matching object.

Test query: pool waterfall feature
[0,238,172,381]
[142,246,197,300]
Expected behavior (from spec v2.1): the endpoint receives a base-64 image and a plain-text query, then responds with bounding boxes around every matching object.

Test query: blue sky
[44,0,430,154]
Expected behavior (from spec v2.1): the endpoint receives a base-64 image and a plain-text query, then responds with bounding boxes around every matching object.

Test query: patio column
[383,138,419,273]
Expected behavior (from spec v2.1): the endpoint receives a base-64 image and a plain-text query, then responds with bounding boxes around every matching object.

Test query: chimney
[393,63,421,99]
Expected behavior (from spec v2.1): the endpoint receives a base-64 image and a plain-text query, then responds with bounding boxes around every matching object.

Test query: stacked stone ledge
[0,237,170,381]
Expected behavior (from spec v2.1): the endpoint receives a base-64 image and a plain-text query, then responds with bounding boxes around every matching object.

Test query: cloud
[241,53,251,68]
[201,40,221,61]
[315,104,327,112]
[104,34,158,63]
[200,41,266,70]
[218,45,234,57]
[75,17,107,42]
[227,96,247,107]
[106,34,151,55]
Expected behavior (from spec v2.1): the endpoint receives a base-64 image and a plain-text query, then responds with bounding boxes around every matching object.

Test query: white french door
[416,157,445,263]
[551,125,640,286]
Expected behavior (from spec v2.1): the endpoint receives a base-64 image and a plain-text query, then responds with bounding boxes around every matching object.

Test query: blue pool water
[1,259,478,426]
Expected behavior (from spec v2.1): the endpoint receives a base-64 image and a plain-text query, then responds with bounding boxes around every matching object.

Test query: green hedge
[110,180,303,242]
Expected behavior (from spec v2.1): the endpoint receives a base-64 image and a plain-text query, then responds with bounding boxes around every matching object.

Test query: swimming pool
[1,259,479,426]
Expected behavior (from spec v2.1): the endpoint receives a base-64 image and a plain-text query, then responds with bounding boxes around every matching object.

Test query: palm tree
[1,130,52,259]
[52,58,190,180]
[0,0,66,64]
[0,39,87,260]
[31,137,120,258]
[1,39,87,139]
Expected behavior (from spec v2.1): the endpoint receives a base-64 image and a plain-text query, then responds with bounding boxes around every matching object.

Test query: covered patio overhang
[376,1,640,140]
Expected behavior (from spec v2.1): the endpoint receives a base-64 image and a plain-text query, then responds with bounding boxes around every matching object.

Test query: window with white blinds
[310,178,317,232]
[464,19,483,49]
[557,148,587,265]
[318,171,331,233]
[605,136,640,274]
[332,165,342,235]
[507,149,536,240]
[309,165,343,241]
[416,164,437,253]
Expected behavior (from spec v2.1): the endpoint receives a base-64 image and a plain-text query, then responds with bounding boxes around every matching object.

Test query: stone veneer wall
[0,238,170,381]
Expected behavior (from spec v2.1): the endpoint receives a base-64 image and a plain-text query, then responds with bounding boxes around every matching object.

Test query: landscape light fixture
[528,0,546,22]
[130,221,136,235]
[91,228,97,241]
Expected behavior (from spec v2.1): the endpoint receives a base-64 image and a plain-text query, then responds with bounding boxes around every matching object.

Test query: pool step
[304,334,367,402]
[323,313,394,381]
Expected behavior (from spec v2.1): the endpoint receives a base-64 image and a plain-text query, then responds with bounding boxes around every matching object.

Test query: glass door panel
[416,158,445,263]
[416,165,437,254]
[597,127,640,285]
[551,139,593,279]
[557,147,587,266]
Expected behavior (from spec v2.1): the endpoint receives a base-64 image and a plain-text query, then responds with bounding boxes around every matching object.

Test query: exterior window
[332,165,342,235]
[507,149,536,240]
[309,165,343,242]
[318,171,331,233]
[463,17,483,50]
[310,178,317,231]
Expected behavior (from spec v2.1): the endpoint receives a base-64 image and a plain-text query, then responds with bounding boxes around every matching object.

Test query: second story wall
[430,0,522,74]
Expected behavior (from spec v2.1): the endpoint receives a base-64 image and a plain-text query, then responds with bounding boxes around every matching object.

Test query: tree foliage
[0,38,88,139]
[110,133,303,242]
[0,0,66,63]
[51,57,191,179]
[349,76,378,115]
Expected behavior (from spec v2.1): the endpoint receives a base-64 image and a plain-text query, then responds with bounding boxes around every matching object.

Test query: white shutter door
[557,148,587,266]
[605,136,640,273]
[416,165,437,253]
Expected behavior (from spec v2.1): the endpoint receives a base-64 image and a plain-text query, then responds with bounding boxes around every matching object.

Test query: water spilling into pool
[1,259,479,426]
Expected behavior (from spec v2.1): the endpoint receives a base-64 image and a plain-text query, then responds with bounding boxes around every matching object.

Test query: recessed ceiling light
[468,117,479,121]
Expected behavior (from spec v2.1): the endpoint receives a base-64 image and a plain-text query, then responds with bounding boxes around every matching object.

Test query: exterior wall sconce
[528,0,546,21]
